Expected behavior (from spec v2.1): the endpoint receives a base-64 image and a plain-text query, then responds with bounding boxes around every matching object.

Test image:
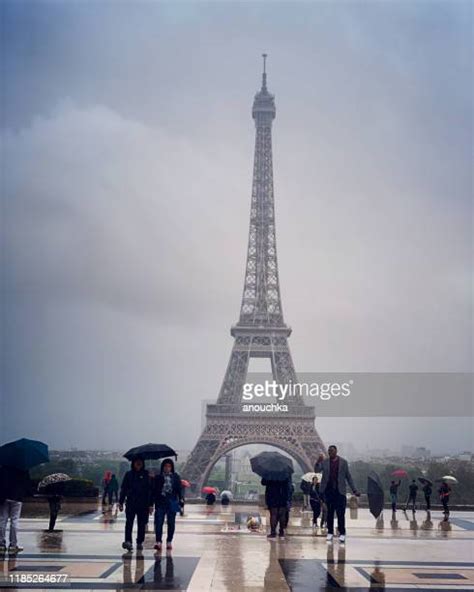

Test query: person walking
[422,482,432,511]
[438,481,451,518]
[151,458,183,552]
[262,477,291,539]
[405,480,418,513]
[309,476,322,528]
[314,445,360,543]
[0,465,32,554]
[389,480,401,513]
[119,457,151,552]
[108,474,119,505]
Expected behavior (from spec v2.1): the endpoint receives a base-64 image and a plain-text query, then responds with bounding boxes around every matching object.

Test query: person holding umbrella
[38,473,72,532]
[314,445,360,543]
[119,456,151,552]
[438,480,452,518]
[0,465,32,554]
[405,480,418,513]
[151,458,183,552]
[250,451,294,540]
[0,438,48,555]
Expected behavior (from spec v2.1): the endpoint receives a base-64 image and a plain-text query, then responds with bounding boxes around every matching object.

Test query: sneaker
[8,545,24,554]
[339,535,346,543]
[166,542,172,550]
[136,543,144,551]
[122,541,133,552]
[278,533,285,539]
[267,533,276,539]
[154,542,162,551]
[326,533,333,542]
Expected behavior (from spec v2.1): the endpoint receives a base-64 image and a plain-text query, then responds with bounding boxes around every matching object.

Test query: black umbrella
[418,477,433,486]
[123,443,177,461]
[250,451,294,481]
[367,471,384,519]
[0,438,49,470]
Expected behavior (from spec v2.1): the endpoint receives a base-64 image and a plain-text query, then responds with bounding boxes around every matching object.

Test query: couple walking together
[119,457,183,552]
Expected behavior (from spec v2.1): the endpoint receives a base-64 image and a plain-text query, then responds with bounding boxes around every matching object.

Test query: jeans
[325,489,347,536]
[125,505,148,545]
[155,504,176,543]
[0,500,22,547]
[269,507,286,535]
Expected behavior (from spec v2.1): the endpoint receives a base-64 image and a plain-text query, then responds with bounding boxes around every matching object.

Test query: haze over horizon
[1,1,472,454]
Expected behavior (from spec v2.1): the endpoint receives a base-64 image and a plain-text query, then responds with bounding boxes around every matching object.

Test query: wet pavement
[1,502,473,591]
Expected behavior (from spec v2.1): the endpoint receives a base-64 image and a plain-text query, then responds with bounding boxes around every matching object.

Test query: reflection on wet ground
[0,504,472,590]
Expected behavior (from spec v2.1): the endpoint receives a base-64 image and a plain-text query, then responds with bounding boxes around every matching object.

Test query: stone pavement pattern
[1,503,473,591]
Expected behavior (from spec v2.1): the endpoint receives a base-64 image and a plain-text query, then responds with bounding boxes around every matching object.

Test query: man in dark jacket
[150,458,183,551]
[314,445,360,543]
[119,457,151,551]
[262,477,290,539]
[0,465,32,554]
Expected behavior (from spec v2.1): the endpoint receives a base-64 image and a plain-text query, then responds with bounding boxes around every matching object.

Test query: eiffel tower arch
[183,56,325,491]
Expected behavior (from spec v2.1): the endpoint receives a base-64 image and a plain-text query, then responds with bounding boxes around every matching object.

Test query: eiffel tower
[183,56,324,490]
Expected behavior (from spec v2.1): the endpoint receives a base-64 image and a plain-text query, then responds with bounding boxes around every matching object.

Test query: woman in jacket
[151,458,183,551]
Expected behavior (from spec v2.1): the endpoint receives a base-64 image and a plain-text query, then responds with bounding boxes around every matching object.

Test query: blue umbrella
[0,438,49,470]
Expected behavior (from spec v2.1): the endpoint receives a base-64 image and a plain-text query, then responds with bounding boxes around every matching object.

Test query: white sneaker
[339,535,346,543]
[326,533,333,542]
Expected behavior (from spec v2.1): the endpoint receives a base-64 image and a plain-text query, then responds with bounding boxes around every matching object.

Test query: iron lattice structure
[183,57,324,490]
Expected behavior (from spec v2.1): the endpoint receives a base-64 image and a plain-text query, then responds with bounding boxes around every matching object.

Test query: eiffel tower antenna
[182,58,325,491]
[262,53,267,90]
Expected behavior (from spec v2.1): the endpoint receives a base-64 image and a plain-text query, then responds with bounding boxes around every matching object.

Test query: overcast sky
[1,1,472,455]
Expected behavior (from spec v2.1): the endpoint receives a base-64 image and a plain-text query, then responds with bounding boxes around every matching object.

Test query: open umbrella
[302,472,318,483]
[38,473,72,493]
[367,471,384,519]
[391,469,408,478]
[418,477,433,486]
[0,438,49,470]
[202,486,218,494]
[220,490,233,499]
[250,451,294,481]
[123,443,177,461]
[181,479,191,488]
[439,475,458,483]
